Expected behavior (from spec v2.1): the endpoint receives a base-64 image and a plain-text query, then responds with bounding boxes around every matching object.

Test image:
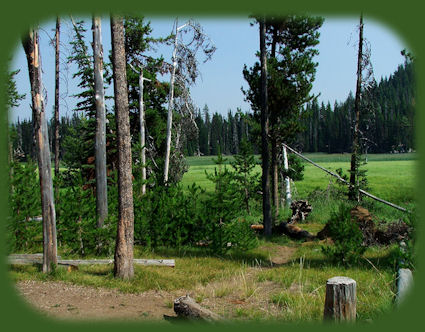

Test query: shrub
[7,160,41,252]
[322,203,366,265]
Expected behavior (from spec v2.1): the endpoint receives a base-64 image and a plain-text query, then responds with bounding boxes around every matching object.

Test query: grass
[182,153,416,223]
[10,239,400,322]
[10,153,415,322]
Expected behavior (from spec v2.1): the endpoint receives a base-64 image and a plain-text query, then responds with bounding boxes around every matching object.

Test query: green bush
[56,171,116,256]
[7,160,41,252]
[322,203,366,265]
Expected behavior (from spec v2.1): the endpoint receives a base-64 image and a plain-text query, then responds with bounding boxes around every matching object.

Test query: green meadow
[183,153,416,205]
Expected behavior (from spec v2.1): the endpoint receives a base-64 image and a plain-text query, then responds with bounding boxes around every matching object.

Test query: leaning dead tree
[92,16,108,227]
[22,28,58,273]
[163,18,216,184]
[111,15,135,280]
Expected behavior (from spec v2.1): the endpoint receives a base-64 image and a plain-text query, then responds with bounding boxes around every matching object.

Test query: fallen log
[250,222,314,241]
[8,254,175,268]
[250,224,264,230]
[276,222,315,240]
[173,295,222,322]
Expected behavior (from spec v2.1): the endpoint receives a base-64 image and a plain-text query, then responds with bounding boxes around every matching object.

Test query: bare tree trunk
[138,67,147,195]
[271,137,279,219]
[92,16,108,228]
[111,15,134,280]
[259,18,272,237]
[164,19,178,184]
[282,145,291,207]
[22,28,57,273]
[54,17,60,201]
[349,14,363,202]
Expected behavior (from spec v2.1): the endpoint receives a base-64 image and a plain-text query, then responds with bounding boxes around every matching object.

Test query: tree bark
[349,14,363,201]
[164,19,178,184]
[324,276,356,321]
[111,15,134,280]
[22,29,58,273]
[93,16,108,228]
[139,66,147,195]
[259,18,272,237]
[54,17,60,201]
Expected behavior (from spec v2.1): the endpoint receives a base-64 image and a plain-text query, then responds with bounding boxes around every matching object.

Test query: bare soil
[14,245,297,322]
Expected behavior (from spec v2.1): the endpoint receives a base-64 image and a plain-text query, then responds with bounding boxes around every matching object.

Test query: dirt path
[14,245,297,322]
[16,280,176,321]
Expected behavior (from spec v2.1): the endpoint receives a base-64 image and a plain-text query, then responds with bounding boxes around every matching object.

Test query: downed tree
[275,222,315,240]
[171,295,222,322]
[317,206,412,246]
[250,200,315,240]
[8,254,175,268]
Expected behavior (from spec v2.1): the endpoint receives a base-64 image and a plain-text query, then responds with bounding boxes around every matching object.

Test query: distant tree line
[299,60,415,154]
[9,52,415,162]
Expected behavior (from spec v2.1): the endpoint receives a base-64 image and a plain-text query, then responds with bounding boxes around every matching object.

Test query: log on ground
[8,254,175,267]
[173,295,222,322]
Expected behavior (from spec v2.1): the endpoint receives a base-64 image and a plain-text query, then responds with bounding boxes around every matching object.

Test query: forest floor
[14,245,298,322]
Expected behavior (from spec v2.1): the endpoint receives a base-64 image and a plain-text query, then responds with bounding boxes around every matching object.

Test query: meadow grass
[10,153,414,322]
[182,153,416,223]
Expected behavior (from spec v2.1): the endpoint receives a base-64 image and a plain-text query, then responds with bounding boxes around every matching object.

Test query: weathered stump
[173,295,221,322]
[396,268,413,305]
[324,276,356,321]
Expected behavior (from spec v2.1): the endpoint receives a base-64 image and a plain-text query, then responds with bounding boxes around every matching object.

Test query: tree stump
[396,268,413,306]
[173,295,221,322]
[324,276,356,321]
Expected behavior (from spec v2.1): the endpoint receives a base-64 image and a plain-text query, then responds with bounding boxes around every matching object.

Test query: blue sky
[9,15,406,122]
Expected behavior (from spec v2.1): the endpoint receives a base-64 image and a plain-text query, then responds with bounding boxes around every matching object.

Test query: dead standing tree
[53,17,60,201]
[22,28,58,273]
[260,17,272,237]
[92,16,108,227]
[163,18,215,184]
[111,15,135,280]
[349,14,375,201]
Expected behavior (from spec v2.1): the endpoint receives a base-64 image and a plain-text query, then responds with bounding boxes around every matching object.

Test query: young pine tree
[231,138,260,214]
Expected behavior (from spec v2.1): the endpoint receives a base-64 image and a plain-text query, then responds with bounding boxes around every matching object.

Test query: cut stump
[324,276,356,322]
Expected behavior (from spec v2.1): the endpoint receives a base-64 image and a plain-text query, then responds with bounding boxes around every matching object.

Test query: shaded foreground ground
[14,246,298,322]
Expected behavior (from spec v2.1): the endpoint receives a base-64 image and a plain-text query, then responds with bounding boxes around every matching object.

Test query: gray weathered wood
[8,254,174,267]
[53,17,60,200]
[173,295,221,321]
[324,276,356,321]
[22,28,58,274]
[164,18,179,184]
[93,16,108,228]
[396,268,413,305]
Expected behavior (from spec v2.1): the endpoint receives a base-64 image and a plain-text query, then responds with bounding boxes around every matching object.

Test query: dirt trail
[16,280,176,321]
[14,245,297,321]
